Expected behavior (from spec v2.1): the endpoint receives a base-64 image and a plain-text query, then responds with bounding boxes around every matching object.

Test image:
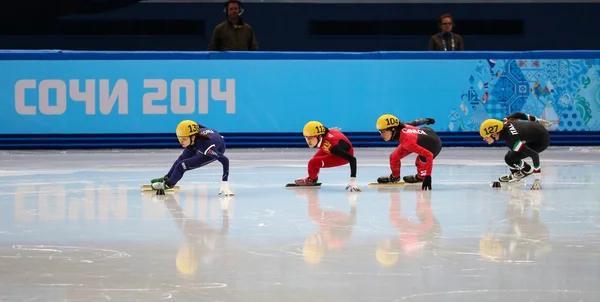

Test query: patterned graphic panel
[450,59,600,132]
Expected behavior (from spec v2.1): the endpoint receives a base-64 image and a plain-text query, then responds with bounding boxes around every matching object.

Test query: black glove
[426,118,436,125]
[421,176,432,190]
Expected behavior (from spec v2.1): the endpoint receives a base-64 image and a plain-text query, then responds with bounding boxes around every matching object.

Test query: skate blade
[368,181,406,187]
[140,185,180,189]
[492,180,527,186]
[141,189,178,194]
[285,183,322,188]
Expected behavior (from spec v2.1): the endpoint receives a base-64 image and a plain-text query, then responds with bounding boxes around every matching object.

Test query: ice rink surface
[0,146,599,301]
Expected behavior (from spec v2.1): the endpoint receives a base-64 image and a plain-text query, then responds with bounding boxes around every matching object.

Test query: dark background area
[0,0,598,51]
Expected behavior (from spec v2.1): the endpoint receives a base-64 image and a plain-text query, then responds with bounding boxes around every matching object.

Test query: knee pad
[415,157,427,177]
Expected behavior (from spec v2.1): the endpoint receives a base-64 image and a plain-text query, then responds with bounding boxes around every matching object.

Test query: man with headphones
[208,0,259,51]
[428,13,465,51]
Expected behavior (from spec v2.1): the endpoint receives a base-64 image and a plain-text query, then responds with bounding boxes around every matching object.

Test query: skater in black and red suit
[375,114,440,190]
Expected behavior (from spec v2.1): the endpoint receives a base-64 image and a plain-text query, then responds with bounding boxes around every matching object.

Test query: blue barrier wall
[2,50,600,149]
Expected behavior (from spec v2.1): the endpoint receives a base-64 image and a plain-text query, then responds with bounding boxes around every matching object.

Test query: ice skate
[377,174,400,184]
[151,181,172,190]
[294,176,319,186]
[499,167,533,183]
[402,174,423,184]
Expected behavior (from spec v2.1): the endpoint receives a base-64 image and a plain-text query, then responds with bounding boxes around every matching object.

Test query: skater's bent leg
[167,156,216,186]
[504,151,531,171]
[307,156,326,180]
[415,156,428,179]
[307,154,348,180]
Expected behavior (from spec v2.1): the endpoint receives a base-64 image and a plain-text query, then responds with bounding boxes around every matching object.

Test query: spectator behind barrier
[208,0,259,51]
[429,13,464,51]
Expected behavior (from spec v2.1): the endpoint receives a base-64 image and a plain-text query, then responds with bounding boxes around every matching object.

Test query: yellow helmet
[303,121,326,137]
[479,119,504,137]
[376,114,400,131]
[176,120,200,137]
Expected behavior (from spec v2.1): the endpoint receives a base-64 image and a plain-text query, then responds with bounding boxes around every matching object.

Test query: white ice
[0,146,599,301]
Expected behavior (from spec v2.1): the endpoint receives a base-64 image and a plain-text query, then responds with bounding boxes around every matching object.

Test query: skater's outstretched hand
[421,176,432,191]
[537,118,553,128]
[345,177,361,192]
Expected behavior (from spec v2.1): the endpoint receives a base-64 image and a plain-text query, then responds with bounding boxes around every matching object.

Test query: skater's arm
[405,118,435,127]
[506,112,537,122]
[203,145,230,181]
[330,141,357,178]
[507,112,553,128]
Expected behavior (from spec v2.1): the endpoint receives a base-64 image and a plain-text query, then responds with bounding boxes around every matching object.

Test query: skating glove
[425,118,436,125]
[219,181,234,196]
[421,176,432,191]
[537,118,553,128]
[345,177,361,192]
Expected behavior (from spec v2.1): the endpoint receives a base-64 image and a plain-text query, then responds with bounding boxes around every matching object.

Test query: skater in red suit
[294,121,361,192]
[375,114,440,190]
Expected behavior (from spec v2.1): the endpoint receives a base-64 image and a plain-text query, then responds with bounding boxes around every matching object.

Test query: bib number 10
[386,118,398,126]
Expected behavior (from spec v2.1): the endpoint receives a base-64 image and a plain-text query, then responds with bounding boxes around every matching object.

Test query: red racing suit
[390,125,441,179]
[308,129,356,180]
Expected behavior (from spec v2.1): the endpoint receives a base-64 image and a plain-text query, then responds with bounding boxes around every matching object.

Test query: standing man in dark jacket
[429,13,464,51]
[208,0,259,51]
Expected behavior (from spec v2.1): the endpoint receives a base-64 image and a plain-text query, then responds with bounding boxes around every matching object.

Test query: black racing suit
[498,119,550,171]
